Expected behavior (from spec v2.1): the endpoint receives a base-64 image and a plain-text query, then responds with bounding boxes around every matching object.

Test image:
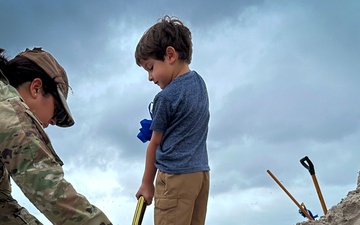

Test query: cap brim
[55,85,75,127]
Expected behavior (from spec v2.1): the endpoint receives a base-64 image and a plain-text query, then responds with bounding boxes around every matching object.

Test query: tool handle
[132,196,147,225]
[266,170,313,220]
[300,156,315,175]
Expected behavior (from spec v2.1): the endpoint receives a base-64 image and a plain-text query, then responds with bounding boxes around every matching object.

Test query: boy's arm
[136,131,163,205]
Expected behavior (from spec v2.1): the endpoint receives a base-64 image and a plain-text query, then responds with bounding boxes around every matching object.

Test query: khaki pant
[154,171,209,225]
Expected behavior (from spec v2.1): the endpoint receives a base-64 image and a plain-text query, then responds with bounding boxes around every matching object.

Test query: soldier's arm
[3,105,113,225]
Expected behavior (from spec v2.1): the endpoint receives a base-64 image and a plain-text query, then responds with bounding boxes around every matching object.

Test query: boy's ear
[30,78,43,98]
[165,46,177,64]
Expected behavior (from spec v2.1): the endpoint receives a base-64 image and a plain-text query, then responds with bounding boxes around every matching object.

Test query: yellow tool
[132,196,147,225]
[267,169,313,220]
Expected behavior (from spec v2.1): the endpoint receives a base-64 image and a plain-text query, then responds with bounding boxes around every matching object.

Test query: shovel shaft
[267,170,313,220]
[312,175,328,215]
[300,156,328,215]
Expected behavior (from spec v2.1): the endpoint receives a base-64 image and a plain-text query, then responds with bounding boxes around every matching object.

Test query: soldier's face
[20,78,58,128]
[32,91,58,128]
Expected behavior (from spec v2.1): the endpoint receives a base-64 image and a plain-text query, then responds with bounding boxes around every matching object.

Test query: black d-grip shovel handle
[300,156,315,175]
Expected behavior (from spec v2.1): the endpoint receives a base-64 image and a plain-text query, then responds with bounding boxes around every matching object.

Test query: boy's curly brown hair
[135,15,193,66]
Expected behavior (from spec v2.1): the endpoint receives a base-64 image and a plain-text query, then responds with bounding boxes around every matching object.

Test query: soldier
[0,47,112,225]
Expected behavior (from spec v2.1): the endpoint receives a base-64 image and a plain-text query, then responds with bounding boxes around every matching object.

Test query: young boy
[135,15,210,225]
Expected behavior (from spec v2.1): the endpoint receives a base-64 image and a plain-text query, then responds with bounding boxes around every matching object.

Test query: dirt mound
[296,172,360,225]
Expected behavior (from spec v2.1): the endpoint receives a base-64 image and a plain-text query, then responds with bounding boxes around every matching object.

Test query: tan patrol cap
[17,47,75,127]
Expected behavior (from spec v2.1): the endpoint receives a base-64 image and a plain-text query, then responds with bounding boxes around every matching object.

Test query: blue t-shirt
[150,70,210,174]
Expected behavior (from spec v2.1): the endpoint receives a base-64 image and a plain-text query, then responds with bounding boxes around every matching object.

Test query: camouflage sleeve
[1,97,113,225]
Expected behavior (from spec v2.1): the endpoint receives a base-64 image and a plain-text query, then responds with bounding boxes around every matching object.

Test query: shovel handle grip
[300,156,315,175]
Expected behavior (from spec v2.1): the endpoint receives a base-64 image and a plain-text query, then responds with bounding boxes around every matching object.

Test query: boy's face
[140,57,173,89]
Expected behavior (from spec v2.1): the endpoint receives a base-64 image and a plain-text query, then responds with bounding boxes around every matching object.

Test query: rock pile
[296,172,360,225]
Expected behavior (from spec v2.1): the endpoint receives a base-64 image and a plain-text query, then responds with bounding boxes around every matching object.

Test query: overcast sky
[1,0,360,224]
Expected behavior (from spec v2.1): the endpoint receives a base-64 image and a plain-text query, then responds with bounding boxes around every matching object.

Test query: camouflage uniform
[0,81,113,224]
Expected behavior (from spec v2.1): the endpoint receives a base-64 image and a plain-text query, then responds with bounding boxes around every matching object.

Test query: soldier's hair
[0,48,58,97]
[135,15,193,66]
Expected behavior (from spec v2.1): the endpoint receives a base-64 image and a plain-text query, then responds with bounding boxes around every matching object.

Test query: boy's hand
[136,183,154,205]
